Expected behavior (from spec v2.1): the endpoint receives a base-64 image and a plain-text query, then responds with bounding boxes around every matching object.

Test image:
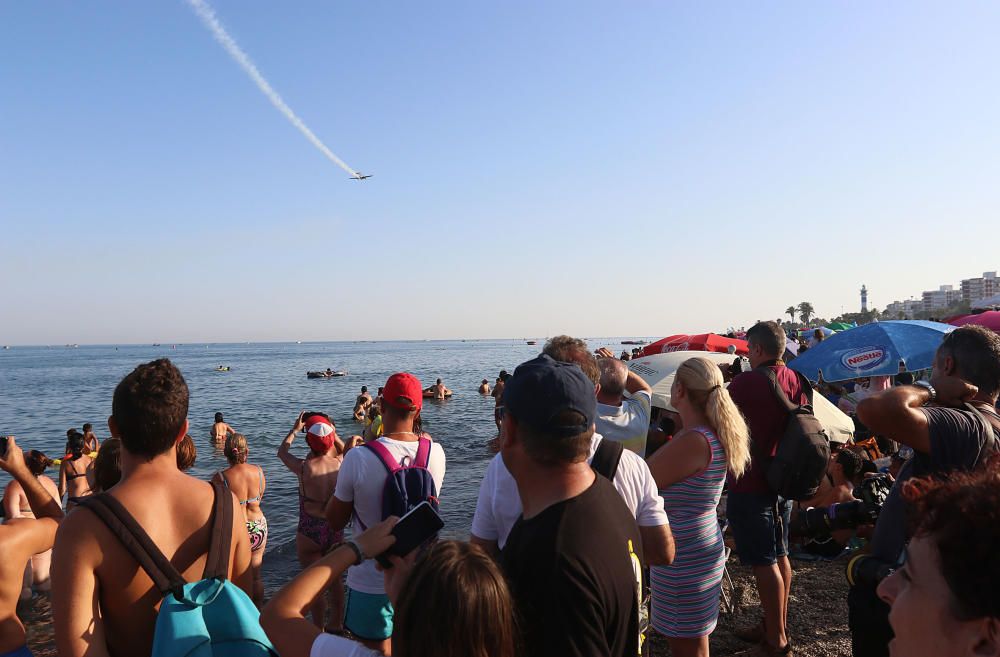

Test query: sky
[1,1,997,345]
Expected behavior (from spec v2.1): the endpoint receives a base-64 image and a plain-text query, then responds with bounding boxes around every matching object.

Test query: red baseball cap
[383,372,423,411]
[305,415,337,453]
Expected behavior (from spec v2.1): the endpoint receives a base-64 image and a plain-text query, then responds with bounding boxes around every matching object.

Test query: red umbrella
[949,311,1000,333]
[641,333,749,357]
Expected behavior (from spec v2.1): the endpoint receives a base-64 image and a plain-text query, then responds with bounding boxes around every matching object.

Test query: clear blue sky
[1,1,996,344]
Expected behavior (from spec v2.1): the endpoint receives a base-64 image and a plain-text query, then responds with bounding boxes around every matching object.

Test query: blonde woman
[212,433,267,605]
[646,357,751,657]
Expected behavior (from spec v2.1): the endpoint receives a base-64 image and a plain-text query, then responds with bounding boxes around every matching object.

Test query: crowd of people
[1,323,999,657]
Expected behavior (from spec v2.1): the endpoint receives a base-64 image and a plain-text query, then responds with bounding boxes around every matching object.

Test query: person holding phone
[261,517,518,657]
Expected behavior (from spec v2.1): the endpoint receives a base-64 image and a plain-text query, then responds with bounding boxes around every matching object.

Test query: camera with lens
[846,553,895,588]
[790,473,893,538]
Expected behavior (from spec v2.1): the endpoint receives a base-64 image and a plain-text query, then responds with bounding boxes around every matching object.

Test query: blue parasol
[788,320,955,382]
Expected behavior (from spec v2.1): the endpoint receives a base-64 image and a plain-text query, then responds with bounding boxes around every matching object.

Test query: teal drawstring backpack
[79,481,278,656]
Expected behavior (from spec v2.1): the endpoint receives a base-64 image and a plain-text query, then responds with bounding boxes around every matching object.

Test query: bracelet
[342,540,365,566]
[913,380,936,404]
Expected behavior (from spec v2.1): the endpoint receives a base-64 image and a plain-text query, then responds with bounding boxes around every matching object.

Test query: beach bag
[363,436,439,524]
[590,438,624,481]
[78,482,277,657]
[758,367,831,501]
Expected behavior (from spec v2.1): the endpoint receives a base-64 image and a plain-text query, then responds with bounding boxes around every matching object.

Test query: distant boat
[2,346,9,350]
[153,343,161,347]
[296,341,302,344]
[526,340,537,345]
[215,366,231,372]
[621,340,648,345]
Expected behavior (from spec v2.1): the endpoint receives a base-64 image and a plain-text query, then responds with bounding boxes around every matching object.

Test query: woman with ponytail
[58,430,95,508]
[646,357,751,657]
[213,433,268,605]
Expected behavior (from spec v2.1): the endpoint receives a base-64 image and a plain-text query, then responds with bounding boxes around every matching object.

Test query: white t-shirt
[333,436,446,594]
[595,390,652,456]
[311,633,381,657]
[470,433,667,549]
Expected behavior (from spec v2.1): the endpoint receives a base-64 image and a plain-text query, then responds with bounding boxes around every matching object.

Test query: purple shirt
[727,365,806,494]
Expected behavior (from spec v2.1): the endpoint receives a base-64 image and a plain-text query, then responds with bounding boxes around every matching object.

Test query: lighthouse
[861,284,868,313]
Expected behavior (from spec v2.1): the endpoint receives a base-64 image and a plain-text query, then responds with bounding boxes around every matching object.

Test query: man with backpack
[499,354,643,657]
[472,341,673,566]
[727,321,807,657]
[327,372,446,655]
[850,325,1000,657]
[51,359,266,657]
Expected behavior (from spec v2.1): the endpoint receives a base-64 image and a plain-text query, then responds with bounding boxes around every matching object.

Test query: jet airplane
[350,173,373,180]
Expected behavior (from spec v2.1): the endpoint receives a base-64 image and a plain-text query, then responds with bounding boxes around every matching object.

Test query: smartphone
[0,436,8,458]
[375,501,444,568]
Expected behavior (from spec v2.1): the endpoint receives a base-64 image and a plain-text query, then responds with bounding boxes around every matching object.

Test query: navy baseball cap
[504,355,596,437]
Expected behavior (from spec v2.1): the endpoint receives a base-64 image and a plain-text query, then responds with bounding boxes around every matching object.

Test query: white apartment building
[962,271,998,304]
[922,285,961,312]
[885,299,923,319]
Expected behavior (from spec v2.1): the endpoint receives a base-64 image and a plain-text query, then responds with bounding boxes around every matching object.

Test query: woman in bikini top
[59,432,95,506]
[213,433,268,606]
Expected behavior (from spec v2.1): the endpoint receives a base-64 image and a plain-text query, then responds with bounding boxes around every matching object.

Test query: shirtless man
[0,437,64,657]
[82,423,100,453]
[52,359,252,657]
[429,378,452,399]
[491,370,509,430]
[478,378,490,395]
[796,447,862,555]
[352,387,372,423]
[211,412,236,443]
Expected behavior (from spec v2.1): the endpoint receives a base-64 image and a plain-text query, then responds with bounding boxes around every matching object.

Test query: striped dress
[650,426,728,638]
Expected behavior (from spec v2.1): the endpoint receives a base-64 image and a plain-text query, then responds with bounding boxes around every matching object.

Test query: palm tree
[785,306,797,323]
[797,302,815,325]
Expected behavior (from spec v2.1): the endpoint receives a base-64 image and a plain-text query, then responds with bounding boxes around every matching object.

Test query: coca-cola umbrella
[640,333,749,357]
[788,320,955,382]
[948,310,1000,333]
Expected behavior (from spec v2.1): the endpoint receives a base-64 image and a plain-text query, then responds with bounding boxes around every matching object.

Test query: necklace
[385,431,417,437]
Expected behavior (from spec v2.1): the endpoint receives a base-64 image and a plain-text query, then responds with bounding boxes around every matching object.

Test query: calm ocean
[0,338,634,652]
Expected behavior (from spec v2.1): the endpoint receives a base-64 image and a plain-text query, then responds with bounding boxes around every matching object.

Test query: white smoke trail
[186,0,360,177]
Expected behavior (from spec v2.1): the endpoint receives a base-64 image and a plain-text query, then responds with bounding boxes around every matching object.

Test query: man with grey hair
[595,348,653,456]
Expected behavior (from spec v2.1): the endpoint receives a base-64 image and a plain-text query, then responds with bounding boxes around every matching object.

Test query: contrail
[186,0,359,177]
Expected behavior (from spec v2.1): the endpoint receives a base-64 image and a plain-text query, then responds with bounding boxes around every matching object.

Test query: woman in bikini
[58,430,95,508]
[278,412,350,633]
[212,433,268,606]
[3,450,62,597]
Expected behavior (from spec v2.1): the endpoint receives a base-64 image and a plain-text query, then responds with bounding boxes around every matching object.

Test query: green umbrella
[825,322,855,331]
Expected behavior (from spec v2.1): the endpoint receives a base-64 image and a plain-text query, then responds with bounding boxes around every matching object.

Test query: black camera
[790,473,893,538]
[846,553,895,588]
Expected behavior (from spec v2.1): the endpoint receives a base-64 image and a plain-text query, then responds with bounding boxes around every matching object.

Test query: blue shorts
[0,646,33,657]
[344,588,394,641]
[726,492,792,567]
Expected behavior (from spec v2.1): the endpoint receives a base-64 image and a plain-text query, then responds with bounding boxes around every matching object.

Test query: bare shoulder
[54,505,104,563]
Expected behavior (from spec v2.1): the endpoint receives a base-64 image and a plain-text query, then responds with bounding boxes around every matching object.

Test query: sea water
[0,338,638,651]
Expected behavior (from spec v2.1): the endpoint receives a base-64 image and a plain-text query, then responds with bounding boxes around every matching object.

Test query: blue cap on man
[503,354,596,437]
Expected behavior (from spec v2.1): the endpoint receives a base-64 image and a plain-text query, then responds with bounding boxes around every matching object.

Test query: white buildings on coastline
[885,271,997,318]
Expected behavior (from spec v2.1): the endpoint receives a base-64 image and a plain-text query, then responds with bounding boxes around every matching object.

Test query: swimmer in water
[479,378,491,394]
[353,386,372,422]
[427,378,452,399]
[212,412,236,442]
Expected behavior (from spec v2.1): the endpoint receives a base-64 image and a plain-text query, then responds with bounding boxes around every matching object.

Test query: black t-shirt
[870,404,997,563]
[501,475,642,657]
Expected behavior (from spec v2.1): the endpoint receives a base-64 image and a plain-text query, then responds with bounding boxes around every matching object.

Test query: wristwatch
[913,380,936,404]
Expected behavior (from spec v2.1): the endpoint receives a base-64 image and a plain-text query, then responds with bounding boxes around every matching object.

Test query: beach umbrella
[825,322,856,332]
[788,320,954,382]
[948,310,1000,334]
[629,351,854,443]
[640,333,749,357]
[629,351,736,410]
[799,326,835,338]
